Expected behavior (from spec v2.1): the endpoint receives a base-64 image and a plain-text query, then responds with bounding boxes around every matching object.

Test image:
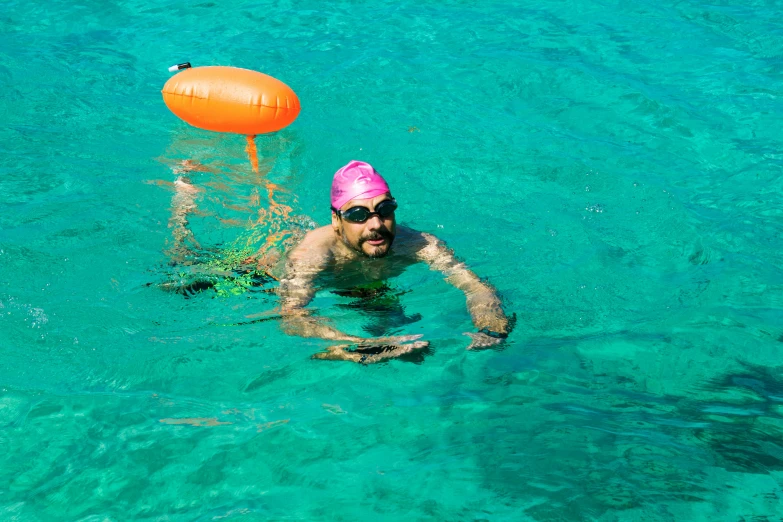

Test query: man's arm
[277,236,426,359]
[416,233,510,347]
[277,241,360,342]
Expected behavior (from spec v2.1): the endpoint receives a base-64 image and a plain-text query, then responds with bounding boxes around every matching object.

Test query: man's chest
[327,254,414,288]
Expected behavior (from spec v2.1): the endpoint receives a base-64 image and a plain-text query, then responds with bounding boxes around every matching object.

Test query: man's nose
[365,214,383,230]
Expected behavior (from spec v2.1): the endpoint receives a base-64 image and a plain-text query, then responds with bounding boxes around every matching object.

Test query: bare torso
[277,220,510,356]
[275,225,430,289]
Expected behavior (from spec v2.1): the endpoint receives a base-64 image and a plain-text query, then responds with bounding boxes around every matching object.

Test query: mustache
[359,229,393,243]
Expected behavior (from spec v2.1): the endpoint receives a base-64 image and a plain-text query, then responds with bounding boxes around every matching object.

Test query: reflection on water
[152,133,315,298]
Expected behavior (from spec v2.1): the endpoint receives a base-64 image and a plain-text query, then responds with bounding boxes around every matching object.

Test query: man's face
[332,193,397,258]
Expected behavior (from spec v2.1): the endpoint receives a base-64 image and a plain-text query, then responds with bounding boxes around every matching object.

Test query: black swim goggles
[331,199,397,223]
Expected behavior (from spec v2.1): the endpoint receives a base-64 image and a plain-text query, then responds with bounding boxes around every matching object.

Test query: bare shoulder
[401,228,467,275]
[287,226,335,265]
[300,225,335,248]
[394,226,445,260]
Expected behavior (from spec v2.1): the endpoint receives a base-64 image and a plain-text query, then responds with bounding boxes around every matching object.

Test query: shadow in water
[461,343,783,519]
[682,361,783,475]
[333,282,422,338]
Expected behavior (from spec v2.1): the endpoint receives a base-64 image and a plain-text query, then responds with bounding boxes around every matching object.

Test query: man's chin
[362,242,391,258]
[365,248,390,259]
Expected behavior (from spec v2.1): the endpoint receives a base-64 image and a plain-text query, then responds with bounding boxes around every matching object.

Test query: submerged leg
[165,175,203,265]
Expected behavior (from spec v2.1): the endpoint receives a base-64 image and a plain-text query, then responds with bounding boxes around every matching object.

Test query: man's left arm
[416,233,510,349]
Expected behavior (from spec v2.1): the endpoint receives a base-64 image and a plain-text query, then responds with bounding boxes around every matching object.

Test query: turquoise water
[2,0,783,519]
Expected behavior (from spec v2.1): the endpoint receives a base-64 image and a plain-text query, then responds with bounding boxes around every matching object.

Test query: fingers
[463,332,503,351]
[312,341,429,364]
[361,334,423,344]
[360,341,428,364]
[315,331,505,362]
[311,345,361,362]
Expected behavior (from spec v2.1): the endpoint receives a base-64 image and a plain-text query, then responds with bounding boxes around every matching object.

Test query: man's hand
[463,332,504,350]
[313,336,429,364]
[466,292,508,333]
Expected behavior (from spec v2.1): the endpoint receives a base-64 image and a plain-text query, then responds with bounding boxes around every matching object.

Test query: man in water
[279,160,510,363]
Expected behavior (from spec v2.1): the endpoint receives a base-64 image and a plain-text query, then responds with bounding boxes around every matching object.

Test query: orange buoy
[162,66,300,135]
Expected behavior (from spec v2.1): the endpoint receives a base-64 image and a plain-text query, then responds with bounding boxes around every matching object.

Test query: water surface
[1,0,782,519]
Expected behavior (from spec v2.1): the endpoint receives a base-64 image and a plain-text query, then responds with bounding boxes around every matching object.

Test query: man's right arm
[277,232,428,362]
[277,238,361,342]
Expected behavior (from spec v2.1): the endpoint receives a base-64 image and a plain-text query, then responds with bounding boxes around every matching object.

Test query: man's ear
[331,211,341,233]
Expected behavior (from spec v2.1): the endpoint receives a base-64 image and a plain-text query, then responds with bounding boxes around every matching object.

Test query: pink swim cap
[330,160,390,210]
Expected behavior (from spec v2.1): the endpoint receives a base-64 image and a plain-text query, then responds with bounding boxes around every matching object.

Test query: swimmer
[279,160,510,363]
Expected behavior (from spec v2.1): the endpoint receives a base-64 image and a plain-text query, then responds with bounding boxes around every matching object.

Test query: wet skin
[277,193,510,363]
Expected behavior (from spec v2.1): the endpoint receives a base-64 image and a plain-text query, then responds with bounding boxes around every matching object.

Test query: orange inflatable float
[162,65,300,174]
[162,66,300,136]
